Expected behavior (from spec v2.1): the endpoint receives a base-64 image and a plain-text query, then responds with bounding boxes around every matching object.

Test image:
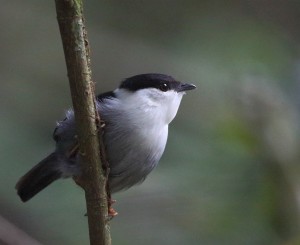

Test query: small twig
[54,1,111,244]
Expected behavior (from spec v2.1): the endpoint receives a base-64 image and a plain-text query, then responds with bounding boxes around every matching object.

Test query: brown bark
[54,1,111,244]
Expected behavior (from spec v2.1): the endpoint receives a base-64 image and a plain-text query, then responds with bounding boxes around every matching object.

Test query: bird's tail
[15,153,63,202]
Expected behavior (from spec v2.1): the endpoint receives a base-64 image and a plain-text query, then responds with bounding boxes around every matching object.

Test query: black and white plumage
[16,73,196,202]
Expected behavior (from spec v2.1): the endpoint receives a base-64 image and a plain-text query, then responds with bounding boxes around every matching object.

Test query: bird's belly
[104,125,168,192]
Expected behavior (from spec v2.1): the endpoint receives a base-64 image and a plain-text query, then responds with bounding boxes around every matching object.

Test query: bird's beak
[177,83,197,92]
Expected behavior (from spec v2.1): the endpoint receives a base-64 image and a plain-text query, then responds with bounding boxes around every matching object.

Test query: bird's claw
[107,199,118,219]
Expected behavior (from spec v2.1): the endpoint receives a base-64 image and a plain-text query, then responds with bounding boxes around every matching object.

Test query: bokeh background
[1,1,300,244]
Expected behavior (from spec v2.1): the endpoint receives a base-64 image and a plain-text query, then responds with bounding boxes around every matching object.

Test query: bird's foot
[108,207,118,218]
[108,199,118,218]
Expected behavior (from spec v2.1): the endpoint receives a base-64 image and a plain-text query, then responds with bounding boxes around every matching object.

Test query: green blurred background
[1,1,300,244]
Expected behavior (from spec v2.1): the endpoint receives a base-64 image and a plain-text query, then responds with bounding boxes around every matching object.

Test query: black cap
[119,73,196,93]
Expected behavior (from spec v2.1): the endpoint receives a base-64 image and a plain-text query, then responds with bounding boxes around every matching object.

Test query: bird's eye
[159,83,168,92]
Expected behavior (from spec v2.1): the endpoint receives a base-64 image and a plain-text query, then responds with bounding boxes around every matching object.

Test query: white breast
[97,88,183,192]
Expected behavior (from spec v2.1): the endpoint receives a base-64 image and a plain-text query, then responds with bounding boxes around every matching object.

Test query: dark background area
[1,1,300,244]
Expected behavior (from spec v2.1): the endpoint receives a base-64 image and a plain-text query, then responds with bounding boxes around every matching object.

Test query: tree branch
[54,1,111,244]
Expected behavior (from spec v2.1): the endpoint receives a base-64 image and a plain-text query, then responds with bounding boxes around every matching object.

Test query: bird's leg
[106,178,118,218]
[108,198,118,218]
[99,119,106,128]
[67,142,80,158]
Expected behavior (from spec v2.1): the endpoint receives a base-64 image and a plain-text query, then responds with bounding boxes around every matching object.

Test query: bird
[15,73,196,210]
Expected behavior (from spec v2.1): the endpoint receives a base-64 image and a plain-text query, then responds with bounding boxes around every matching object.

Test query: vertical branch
[54,1,111,245]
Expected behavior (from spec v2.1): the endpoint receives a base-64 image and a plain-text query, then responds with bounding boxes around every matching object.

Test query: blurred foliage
[1,1,300,244]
